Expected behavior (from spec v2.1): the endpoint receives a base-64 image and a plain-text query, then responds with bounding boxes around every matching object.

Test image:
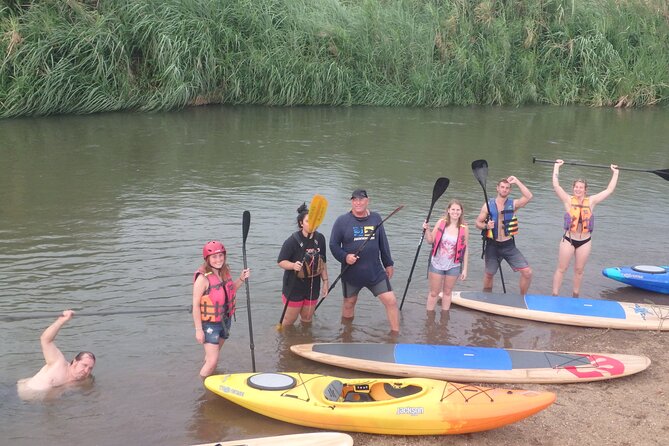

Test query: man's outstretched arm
[40,310,73,365]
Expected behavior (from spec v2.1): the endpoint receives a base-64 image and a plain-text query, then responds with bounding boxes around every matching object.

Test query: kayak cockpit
[324,379,422,403]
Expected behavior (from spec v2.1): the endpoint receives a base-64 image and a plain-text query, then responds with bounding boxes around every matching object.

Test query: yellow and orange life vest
[564,196,593,234]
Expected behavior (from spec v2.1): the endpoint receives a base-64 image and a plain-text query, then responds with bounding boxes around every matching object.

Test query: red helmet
[202,241,226,259]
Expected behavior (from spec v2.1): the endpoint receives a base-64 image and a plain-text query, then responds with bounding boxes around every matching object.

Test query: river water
[1,105,667,445]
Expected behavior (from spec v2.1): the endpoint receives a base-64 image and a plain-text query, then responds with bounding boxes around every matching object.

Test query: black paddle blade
[431,177,450,203]
[471,159,489,187]
[242,211,251,242]
[653,169,669,181]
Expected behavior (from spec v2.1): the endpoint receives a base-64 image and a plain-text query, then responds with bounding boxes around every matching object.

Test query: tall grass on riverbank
[1,0,668,116]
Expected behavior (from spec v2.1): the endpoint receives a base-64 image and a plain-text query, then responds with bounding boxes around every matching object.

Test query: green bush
[1,0,667,116]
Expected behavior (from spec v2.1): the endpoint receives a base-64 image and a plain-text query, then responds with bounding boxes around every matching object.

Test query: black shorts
[342,277,392,298]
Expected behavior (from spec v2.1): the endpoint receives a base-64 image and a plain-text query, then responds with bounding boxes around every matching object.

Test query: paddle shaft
[242,210,256,372]
[533,157,662,173]
[398,228,427,312]
[535,156,669,182]
[399,178,449,311]
[533,156,641,171]
[472,161,507,294]
[315,205,404,311]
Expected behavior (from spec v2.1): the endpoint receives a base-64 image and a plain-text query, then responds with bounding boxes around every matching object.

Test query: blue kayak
[602,265,669,294]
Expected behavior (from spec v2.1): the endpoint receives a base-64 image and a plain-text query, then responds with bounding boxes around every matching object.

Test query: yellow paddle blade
[308,194,328,233]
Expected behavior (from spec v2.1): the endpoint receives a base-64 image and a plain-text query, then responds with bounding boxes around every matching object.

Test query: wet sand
[349,327,668,446]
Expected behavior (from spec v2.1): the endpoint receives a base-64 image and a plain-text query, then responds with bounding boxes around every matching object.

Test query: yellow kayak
[204,372,555,435]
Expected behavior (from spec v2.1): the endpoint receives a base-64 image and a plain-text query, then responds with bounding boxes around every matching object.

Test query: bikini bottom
[562,235,591,249]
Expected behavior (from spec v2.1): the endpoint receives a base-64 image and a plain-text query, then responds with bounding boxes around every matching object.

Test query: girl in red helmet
[192,241,250,378]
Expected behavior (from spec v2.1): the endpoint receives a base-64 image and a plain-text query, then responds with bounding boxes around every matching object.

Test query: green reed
[1,0,667,117]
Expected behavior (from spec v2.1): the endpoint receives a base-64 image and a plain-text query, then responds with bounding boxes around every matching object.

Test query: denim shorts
[428,264,460,277]
[202,319,231,344]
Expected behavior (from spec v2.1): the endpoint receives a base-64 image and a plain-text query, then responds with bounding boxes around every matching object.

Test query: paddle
[315,205,404,311]
[472,159,506,293]
[278,194,329,327]
[241,210,256,372]
[0,306,192,323]
[398,178,450,311]
[532,157,669,181]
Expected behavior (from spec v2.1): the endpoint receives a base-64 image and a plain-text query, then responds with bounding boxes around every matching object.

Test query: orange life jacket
[194,267,236,323]
[564,196,593,233]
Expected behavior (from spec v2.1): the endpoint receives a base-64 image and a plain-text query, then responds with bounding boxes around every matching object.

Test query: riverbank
[2,0,669,117]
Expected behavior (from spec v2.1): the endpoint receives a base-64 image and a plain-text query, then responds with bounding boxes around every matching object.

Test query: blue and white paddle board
[603,265,669,294]
[290,343,650,384]
[451,291,669,331]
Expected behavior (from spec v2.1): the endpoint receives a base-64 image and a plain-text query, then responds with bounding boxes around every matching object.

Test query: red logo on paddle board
[564,355,625,378]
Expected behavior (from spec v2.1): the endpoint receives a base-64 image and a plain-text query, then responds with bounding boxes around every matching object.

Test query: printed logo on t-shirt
[353,225,375,241]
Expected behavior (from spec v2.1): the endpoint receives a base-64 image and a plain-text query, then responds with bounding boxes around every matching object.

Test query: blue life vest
[485,198,518,240]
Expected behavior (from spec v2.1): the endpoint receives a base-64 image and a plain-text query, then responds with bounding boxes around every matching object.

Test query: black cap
[351,189,368,199]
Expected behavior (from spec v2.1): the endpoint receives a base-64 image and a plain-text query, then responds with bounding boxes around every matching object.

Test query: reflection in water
[275,324,320,374]
[460,310,554,351]
[600,285,667,306]
[187,392,227,444]
[337,317,355,344]
[467,313,509,347]
[423,310,451,345]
